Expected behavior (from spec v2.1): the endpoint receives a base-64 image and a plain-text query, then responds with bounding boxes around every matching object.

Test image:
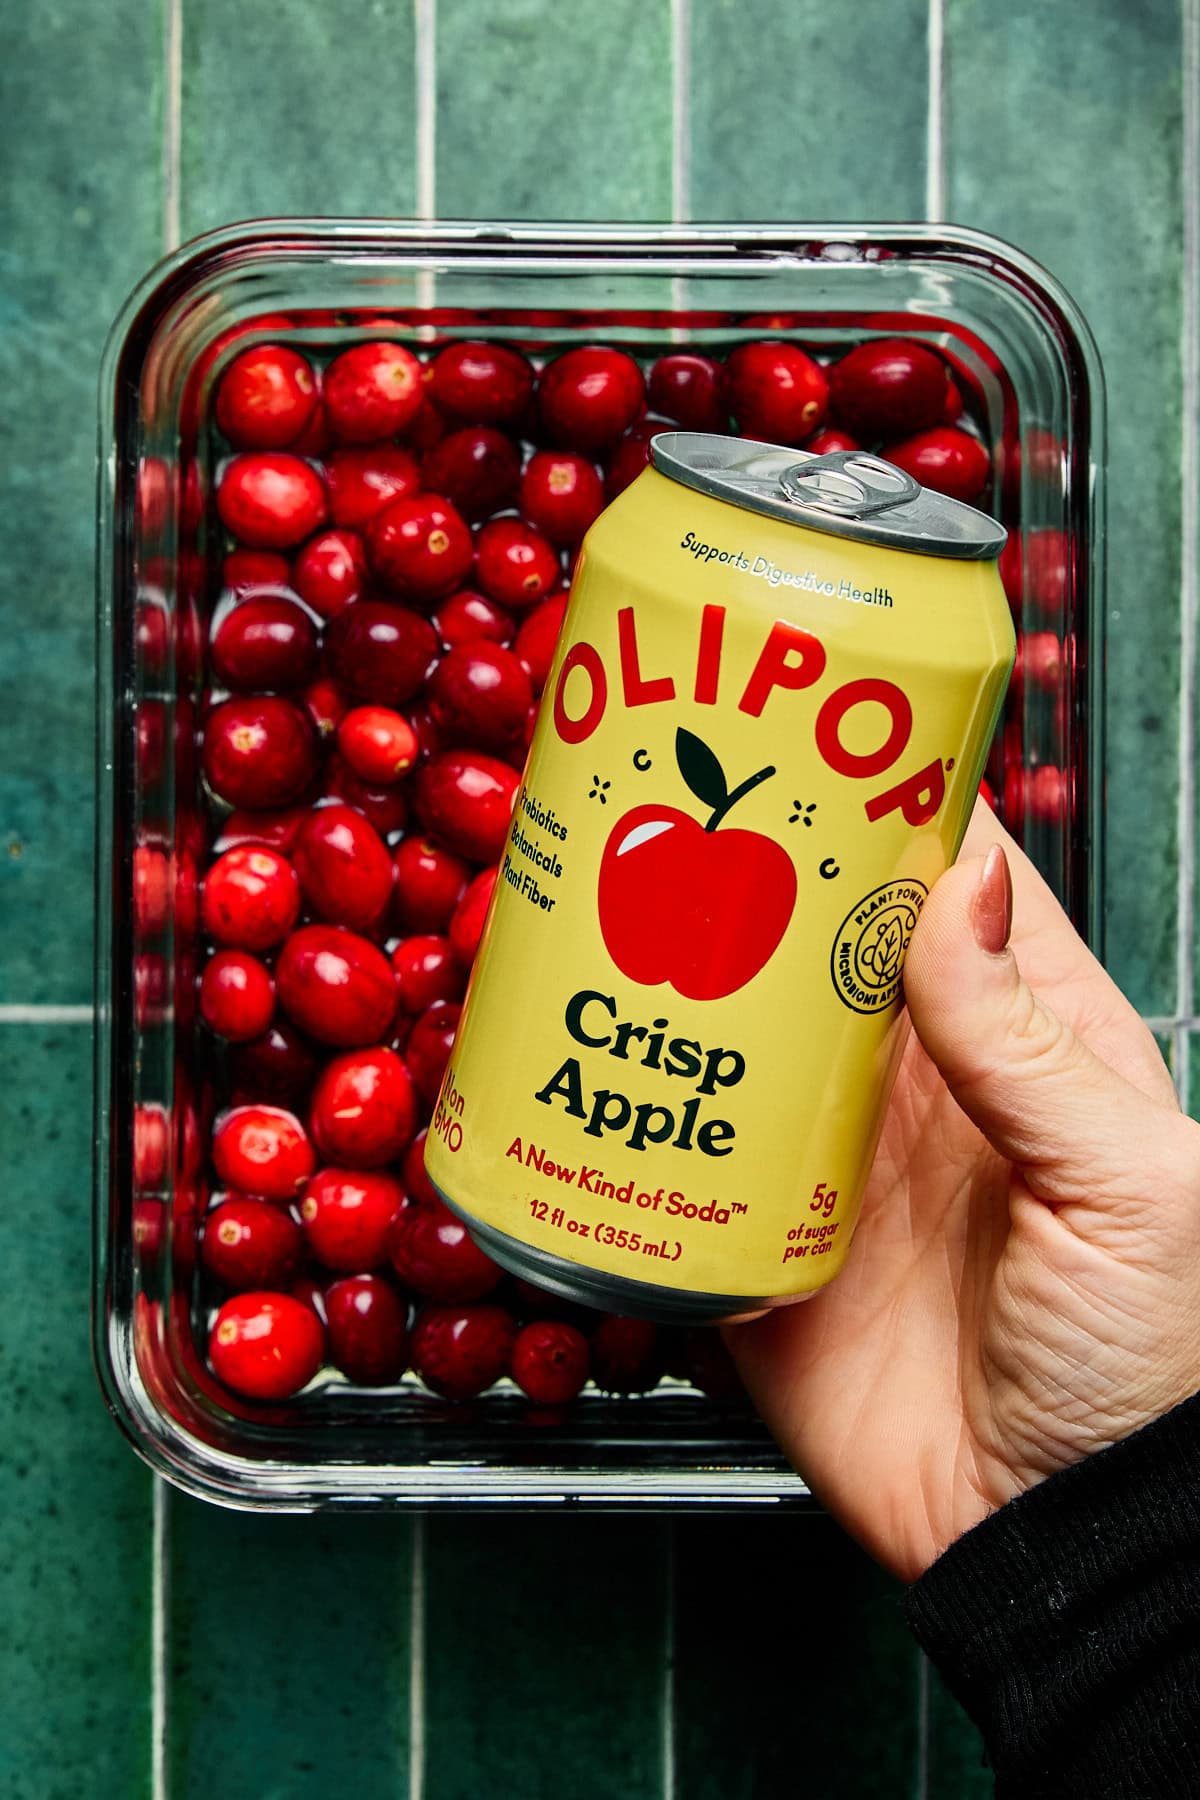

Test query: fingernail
[973,844,1013,954]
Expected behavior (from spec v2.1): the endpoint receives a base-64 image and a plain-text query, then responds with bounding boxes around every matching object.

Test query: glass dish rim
[94,217,1106,1511]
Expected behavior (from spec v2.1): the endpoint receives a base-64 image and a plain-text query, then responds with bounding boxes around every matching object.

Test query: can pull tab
[777,450,922,517]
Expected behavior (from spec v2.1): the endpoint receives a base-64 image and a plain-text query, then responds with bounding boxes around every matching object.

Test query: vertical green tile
[168,1500,413,1798]
[924,1661,992,1798]
[688,0,929,221]
[0,1026,153,1800]
[0,0,162,1003]
[180,0,418,235]
[672,1516,920,1798]
[944,0,1184,1015]
[436,0,672,221]
[423,1516,667,1799]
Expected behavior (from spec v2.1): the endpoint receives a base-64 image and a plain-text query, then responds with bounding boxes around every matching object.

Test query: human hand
[726,799,1200,1581]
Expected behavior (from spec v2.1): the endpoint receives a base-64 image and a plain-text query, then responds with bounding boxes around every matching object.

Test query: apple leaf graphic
[674,728,778,833]
[675,728,729,814]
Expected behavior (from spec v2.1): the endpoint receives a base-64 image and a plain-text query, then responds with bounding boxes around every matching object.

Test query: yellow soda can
[424,434,1014,1323]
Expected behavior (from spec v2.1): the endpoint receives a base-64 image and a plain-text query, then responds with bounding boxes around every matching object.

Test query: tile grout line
[669,0,690,331]
[1175,0,1200,1111]
[152,1481,170,1800]
[661,1520,676,1800]
[414,0,437,324]
[408,1514,427,1800]
[0,1004,95,1023]
[924,0,946,224]
[915,1651,930,1800]
[161,0,182,254]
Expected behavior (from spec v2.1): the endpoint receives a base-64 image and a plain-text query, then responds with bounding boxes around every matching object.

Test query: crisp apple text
[533,988,744,1156]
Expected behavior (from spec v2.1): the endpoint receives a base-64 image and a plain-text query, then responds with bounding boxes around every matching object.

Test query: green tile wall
[1,0,1195,1795]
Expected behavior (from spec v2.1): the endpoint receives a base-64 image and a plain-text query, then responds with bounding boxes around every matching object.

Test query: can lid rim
[649,431,1008,561]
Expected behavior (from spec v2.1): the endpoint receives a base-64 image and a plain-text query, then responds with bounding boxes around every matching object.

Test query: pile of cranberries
[136,320,1060,1415]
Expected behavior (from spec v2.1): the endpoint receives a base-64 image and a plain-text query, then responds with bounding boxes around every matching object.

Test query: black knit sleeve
[899,1391,1200,1797]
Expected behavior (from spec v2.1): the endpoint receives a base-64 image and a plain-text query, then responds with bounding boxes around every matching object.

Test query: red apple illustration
[597,729,797,1001]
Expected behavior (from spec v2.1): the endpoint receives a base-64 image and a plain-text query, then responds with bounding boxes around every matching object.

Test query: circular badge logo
[830,879,928,1014]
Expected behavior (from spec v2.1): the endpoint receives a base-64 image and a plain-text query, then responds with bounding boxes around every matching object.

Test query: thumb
[903,845,1188,1215]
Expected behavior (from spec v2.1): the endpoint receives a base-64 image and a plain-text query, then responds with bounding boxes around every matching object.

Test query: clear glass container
[95,222,1104,1509]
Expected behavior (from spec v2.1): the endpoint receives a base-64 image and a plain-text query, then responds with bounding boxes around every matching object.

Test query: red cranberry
[325,1275,409,1385]
[392,836,470,934]
[402,1128,439,1207]
[300,676,350,744]
[647,353,727,433]
[309,1046,416,1167]
[684,1329,748,1403]
[942,375,965,423]
[226,1017,319,1106]
[325,600,439,706]
[432,587,514,650]
[133,1102,169,1189]
[133,845,170,937]
[1025,527,1068,619]
[136,600,169,676]
[803,427,861,455]
[401,394,448,453]
[209,1291,325,1400]
[202,696,317,809]
[291,528,367,618]
[134,951,167,1029]
[511,1278,594,1331]
[414,751,519,863]
[323,341,424,443]
[513,592,567,695]
[215,345,318,450]
[405,1000,461,1107]
[882,426,991,504]
[200,948,275,1040]
[322,752,411,838]
[448,866,498,968]
[299,1167,406,1271]
[211,594,319,690]
[538,346,645,451]
[326,445,422,530]
[391,935,466,1013]
[428,340,534,426]
[132,1198,166,1269]
[421,426,520,522]
[409,1302,517,1399]
[428,641,533,751]
[404,701,446,767]
[1028,763,1069,825]
[367,493,474,605]
[336,706,419,785]
[604,427,655,498]
[828,339,948,438]
[518,450,604,549]
[290,399,333,458]
[387,1196,501,1302]
[275,924,397,1046]
[217,453,327,549]
[512,1320,590,1405]
[212,809,306,856]
[201,845,300,951]
[211,1104,315,1200]
[474,517,561,610]
[590,1315,663,1393]
[201,1196,302,1291]
[724,342,829,444]
[1017,630,1064,695]
[292,804,394,931]
[290,1273,328,1321]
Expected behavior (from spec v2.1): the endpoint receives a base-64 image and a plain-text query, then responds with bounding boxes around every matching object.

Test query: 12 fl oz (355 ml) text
[528,1198,682,1263]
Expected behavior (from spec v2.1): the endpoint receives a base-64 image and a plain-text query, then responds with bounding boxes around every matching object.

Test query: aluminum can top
[649,431,1007,561]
